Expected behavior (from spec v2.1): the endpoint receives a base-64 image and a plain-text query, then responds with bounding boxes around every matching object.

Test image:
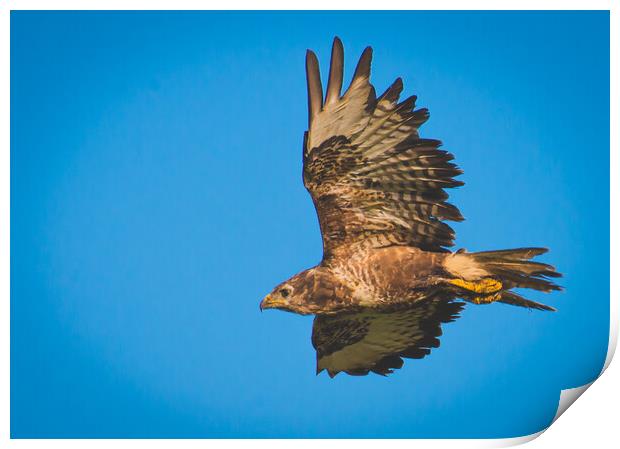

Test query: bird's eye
[280,288,290,298]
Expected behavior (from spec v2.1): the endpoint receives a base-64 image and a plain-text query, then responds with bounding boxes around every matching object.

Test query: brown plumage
[260,38,561,320]
[312,291,464,377]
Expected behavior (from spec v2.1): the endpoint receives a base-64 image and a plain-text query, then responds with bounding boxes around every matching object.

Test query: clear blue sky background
[11,11,609,438]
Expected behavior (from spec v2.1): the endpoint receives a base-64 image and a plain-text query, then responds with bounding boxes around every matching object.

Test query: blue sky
[11,11,609,438]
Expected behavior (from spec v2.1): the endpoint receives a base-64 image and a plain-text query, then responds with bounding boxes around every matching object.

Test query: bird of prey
[260,38,561,352]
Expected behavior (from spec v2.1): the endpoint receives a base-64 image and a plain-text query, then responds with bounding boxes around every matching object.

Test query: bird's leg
[448,278,503,304]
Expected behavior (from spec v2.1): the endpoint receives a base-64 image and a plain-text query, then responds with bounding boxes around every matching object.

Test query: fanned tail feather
[471,247,561,292]
[499,291,557,312]
[468,247,562,311]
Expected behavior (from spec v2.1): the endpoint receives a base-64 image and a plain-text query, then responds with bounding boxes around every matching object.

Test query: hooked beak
[260,294,287,311]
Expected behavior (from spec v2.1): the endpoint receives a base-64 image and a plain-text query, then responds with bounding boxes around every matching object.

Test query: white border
[2,1,616,447]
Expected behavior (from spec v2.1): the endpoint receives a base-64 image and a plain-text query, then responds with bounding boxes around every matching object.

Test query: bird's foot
[448,278,503,305]
[448,278,503,294]
[470,292,503,305]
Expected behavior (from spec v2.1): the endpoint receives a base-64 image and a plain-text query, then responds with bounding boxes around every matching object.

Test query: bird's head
[260,270,320,315]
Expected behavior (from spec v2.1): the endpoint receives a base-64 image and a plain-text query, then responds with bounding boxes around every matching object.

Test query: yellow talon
[471,292,503,304]
[448,278,503,294]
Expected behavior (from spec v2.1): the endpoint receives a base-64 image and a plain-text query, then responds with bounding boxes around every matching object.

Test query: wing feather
[325,37,344,105]
[312,296,465,377]
[305,50,323,126]
[303,38,464,258]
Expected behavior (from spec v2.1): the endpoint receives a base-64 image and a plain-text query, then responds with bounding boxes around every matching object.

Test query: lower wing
[311,293,464,377]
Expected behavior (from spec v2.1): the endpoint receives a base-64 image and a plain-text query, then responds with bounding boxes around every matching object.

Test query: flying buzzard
[260,38,560,335]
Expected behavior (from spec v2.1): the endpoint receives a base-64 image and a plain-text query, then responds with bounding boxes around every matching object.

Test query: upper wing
[312,295,464,377]
[303,38,464,258]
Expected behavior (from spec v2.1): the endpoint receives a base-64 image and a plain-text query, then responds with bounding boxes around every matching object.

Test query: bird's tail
[443,247,562,311]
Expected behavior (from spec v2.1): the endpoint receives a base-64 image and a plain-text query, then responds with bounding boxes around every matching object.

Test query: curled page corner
[552,382,594,424]
[498,430,546,447]
[538,316,617,436]
[493,386,593,449]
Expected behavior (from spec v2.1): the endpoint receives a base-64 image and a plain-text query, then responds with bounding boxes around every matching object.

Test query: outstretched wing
[304,38,464,259]
[312,297,464,377]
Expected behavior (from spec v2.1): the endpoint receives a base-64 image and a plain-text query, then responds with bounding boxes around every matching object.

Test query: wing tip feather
[326,36,345,104]
[353,46,373,81]
[305,49,323,124]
